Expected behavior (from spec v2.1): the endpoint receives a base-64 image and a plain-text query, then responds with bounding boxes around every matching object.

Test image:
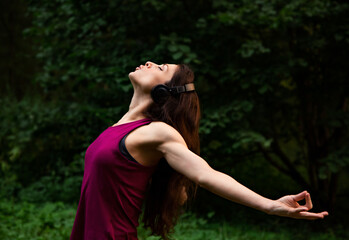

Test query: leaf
[172,52,183,60]
[258,85,269,94]
[178,45,190,53]
[9,146,21,162]
[168,45,177,52]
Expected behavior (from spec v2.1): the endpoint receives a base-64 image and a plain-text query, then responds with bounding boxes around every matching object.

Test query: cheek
[152,72,170,86]
[142,72,167,88]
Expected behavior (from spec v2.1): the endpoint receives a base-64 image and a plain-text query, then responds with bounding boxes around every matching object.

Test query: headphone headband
[151,83,196,104]
[169,83,195,94]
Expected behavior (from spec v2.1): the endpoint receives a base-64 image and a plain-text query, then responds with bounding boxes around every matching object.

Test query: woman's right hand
[152,122,329,220]
[268,191,329,220]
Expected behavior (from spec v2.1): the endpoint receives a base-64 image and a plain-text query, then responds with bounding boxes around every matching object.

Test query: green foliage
[1,0,349,222]
[0,200,75,240]
[0,200,347,240]
[319,148,349,180]
[0,96,120,203]
[138,212,219,240]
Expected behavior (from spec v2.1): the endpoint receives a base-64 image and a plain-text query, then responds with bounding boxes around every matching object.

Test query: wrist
[261,199,276,215]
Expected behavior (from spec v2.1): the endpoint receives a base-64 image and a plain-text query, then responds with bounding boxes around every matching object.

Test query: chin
[128,72,137,83]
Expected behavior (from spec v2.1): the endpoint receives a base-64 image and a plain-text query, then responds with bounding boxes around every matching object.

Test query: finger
[293,207,308,213]
[304,193,313,210]
[296,211,327,220]
[321,211,329,216]
[292,191,307,202]
[292,207,329,215]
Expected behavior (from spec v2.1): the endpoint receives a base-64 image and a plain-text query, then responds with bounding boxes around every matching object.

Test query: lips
[135,65,142,71]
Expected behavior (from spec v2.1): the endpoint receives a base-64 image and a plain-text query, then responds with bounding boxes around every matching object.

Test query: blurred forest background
[0,0,348,239]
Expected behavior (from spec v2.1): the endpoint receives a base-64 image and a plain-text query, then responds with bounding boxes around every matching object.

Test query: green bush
[1,0,349,222]
[0,96,121,203]
[0,200,347,240]
[0,200,75,240]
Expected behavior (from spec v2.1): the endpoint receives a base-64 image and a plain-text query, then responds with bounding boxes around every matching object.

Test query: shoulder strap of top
[118,118,152,165]
[119,132,139,164]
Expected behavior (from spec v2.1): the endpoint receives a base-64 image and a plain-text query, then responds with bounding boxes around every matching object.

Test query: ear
[151,84,171,104]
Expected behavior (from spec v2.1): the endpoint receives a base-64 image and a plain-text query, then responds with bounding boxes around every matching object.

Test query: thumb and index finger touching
[292,190,308,202]
[291,190,329,218]
[292,191,312,209]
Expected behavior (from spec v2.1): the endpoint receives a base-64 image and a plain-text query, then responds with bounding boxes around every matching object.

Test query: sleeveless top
[70,118,156,240]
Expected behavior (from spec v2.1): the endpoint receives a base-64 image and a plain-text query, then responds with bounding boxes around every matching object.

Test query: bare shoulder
[139,121,186,146]
[125,120,187,165]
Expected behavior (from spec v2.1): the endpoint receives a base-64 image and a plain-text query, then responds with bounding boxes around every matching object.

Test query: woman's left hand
[268,191,329,220]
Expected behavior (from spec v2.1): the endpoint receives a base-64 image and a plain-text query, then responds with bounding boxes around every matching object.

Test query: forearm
[161,140,328,220]
[162,142,274,213]
[198,169,274,214]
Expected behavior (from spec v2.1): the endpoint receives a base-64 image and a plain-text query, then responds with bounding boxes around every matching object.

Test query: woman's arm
[156,127,328,220]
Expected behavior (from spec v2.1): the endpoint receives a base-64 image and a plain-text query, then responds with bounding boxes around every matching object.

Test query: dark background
[1,0,348,238]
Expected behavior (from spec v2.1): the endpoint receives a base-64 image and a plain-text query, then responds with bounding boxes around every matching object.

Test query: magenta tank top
[70,118,156,240]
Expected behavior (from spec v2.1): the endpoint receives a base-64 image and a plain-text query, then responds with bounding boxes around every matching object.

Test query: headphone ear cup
[151,85,171,104]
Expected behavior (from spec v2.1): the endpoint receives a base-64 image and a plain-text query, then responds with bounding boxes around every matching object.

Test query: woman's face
[129,61,178,93]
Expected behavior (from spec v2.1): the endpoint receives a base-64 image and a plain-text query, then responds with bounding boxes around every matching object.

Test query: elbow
[195,169,215,188]
[194,175,204,187]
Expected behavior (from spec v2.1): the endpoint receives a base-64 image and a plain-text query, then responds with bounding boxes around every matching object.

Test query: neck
[118,91,152,123]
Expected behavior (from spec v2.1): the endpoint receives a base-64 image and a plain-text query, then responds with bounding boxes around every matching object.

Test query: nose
[145,61,155,68]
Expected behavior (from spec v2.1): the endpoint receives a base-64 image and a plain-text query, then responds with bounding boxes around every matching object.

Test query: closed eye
[158,66,163,71]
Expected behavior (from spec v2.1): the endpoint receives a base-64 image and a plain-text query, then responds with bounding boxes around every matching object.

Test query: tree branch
[257,143,290,176]
[271,139,311,190]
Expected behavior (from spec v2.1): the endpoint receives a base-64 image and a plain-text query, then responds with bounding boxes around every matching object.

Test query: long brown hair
[142,64,201,239]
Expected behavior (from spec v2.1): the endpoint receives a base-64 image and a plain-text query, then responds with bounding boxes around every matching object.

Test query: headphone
[151,83,195,104]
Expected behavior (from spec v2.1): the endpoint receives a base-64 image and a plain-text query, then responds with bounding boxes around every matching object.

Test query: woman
[70,61,328,240]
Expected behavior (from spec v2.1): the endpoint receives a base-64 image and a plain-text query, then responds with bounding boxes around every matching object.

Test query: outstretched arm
[157,131,328,220]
